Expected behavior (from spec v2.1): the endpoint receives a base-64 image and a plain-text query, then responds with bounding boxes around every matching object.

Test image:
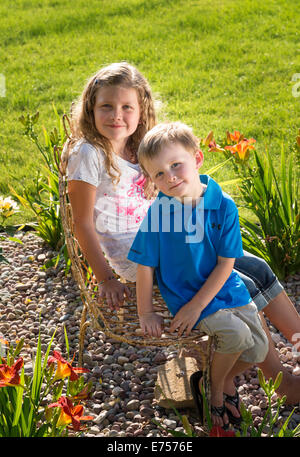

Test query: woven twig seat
[55,144,213,418]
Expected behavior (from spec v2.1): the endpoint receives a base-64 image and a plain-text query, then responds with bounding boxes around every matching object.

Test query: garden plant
[0,329,93,437]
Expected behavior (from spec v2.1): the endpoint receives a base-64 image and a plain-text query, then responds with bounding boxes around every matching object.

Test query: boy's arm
[136,264,164,337]
[169,256,235,336]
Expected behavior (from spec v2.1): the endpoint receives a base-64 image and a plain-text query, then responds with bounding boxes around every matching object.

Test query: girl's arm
[136,264,164,337]
[169,256,235,336]
[68,180,131,308]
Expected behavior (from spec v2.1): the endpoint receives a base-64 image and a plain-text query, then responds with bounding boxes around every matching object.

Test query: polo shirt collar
[199,174,223,210]
[157,174,223,211]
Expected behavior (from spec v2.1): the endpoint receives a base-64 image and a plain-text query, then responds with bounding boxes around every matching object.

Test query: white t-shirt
[67,140,153,281]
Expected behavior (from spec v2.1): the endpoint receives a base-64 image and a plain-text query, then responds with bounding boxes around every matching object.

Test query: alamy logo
[0,74,5,97]
[292,73,300,98]
[95,195,205,243]
[137,196,205,243]
[291,333,300,356]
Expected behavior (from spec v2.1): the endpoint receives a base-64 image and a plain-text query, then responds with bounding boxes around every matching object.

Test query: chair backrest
[56,145,208,354]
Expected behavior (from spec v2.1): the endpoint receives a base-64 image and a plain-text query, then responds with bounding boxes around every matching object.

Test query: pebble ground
[0,231,299,437]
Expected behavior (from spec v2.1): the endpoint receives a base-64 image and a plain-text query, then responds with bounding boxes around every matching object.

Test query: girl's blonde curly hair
[63,62,157,198]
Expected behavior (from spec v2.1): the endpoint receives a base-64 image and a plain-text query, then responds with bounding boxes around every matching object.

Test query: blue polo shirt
[127,175,252,326]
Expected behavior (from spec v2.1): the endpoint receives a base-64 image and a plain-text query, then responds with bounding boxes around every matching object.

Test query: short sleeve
[127,209,160,267]
[217,198,244,258]
[67,142,102,187]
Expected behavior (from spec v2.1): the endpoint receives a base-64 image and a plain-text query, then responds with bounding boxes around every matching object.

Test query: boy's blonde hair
[64,62,156,189]
[138,122,199,175]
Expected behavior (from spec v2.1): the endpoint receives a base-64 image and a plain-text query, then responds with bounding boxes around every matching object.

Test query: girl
[63,62,300,410]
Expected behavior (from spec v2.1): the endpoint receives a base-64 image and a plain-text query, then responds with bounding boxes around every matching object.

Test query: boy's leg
[223,360,252,419]
[210,350,242,427]
[197,308,258,427]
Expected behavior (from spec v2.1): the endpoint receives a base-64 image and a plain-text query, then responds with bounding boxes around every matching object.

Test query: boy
[127,122,268,428]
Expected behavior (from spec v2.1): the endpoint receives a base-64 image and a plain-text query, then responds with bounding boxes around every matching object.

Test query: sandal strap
[211,404,226,417]
[224,389,239,408]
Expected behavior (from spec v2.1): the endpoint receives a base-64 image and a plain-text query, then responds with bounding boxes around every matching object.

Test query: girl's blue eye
[172,162,180,168]
[156,171,163,178]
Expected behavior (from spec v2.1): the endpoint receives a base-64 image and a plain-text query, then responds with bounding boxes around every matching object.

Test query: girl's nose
[112,108,122,120]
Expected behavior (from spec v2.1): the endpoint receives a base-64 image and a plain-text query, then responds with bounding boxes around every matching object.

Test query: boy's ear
[195,149,204,169]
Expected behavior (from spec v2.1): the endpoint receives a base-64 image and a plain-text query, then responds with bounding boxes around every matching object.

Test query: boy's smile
[143,142,204,203]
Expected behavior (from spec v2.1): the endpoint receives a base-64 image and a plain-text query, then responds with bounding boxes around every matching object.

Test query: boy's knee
[240,329,269,364]
[215,321,254,354]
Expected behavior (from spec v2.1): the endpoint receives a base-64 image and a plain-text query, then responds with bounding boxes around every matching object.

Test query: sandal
[189,370,204,423]
[224,389,242,426]
[211,404,229,430]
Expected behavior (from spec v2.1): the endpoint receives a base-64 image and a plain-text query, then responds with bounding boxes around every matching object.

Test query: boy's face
[143,142,204,201]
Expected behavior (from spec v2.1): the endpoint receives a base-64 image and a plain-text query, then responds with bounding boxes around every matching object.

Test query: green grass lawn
[1,0,299,225]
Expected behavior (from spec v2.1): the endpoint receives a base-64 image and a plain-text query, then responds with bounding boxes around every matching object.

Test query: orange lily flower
[0,337,8,346]
[227,130,244,144]
[210,425,236,437]
[72,383,92,400]
[0,357,23,387]
[208,139,225,153]
[201,130,214,146]
[48,396,93,431]
[47,351,89,381]
[225,138,256,161]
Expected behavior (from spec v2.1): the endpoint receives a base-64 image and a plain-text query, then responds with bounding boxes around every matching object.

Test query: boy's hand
[139,312,164,338]
[169,301,203,337]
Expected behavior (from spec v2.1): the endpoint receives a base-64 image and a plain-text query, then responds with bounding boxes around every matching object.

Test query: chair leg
[79,303,88,366]
[191,336,213,427]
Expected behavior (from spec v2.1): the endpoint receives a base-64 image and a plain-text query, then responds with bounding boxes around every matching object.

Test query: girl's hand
[139,312,164,338]
[169,302,203,337]
[98,278,132,310]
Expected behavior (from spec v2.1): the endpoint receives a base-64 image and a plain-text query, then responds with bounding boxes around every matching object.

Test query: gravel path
[1,231,300,437]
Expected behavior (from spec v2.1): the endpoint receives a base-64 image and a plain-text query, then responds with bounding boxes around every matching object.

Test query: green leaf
[273,371,283,391]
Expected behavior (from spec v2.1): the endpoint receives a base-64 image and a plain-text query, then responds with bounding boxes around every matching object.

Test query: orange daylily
[47,351,89,381]
[48,396,93,431]
[0,357,23,387]
[201,130,214,146]
[209,425,236,437]
[226,130,244,144]
[72,383,92,400]
[208,139,225,153]
[0,337,8,346]
[225,138,256,161]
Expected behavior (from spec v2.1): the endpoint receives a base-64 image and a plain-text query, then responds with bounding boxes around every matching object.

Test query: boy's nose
[166,172,176,182]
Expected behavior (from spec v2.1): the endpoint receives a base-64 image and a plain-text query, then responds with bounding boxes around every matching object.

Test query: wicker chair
[55,145,213,418]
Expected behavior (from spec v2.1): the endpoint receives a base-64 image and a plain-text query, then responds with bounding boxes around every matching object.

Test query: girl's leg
[263,290,300,342]
[257,312,300,405]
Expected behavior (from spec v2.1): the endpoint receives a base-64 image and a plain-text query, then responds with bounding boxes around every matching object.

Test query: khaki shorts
[196,302,269,364]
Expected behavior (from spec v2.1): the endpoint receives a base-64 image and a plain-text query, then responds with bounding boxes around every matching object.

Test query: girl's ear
[195,149,204,169]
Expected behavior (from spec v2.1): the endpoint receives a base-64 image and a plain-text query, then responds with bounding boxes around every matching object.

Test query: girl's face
[93,85,141,154]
